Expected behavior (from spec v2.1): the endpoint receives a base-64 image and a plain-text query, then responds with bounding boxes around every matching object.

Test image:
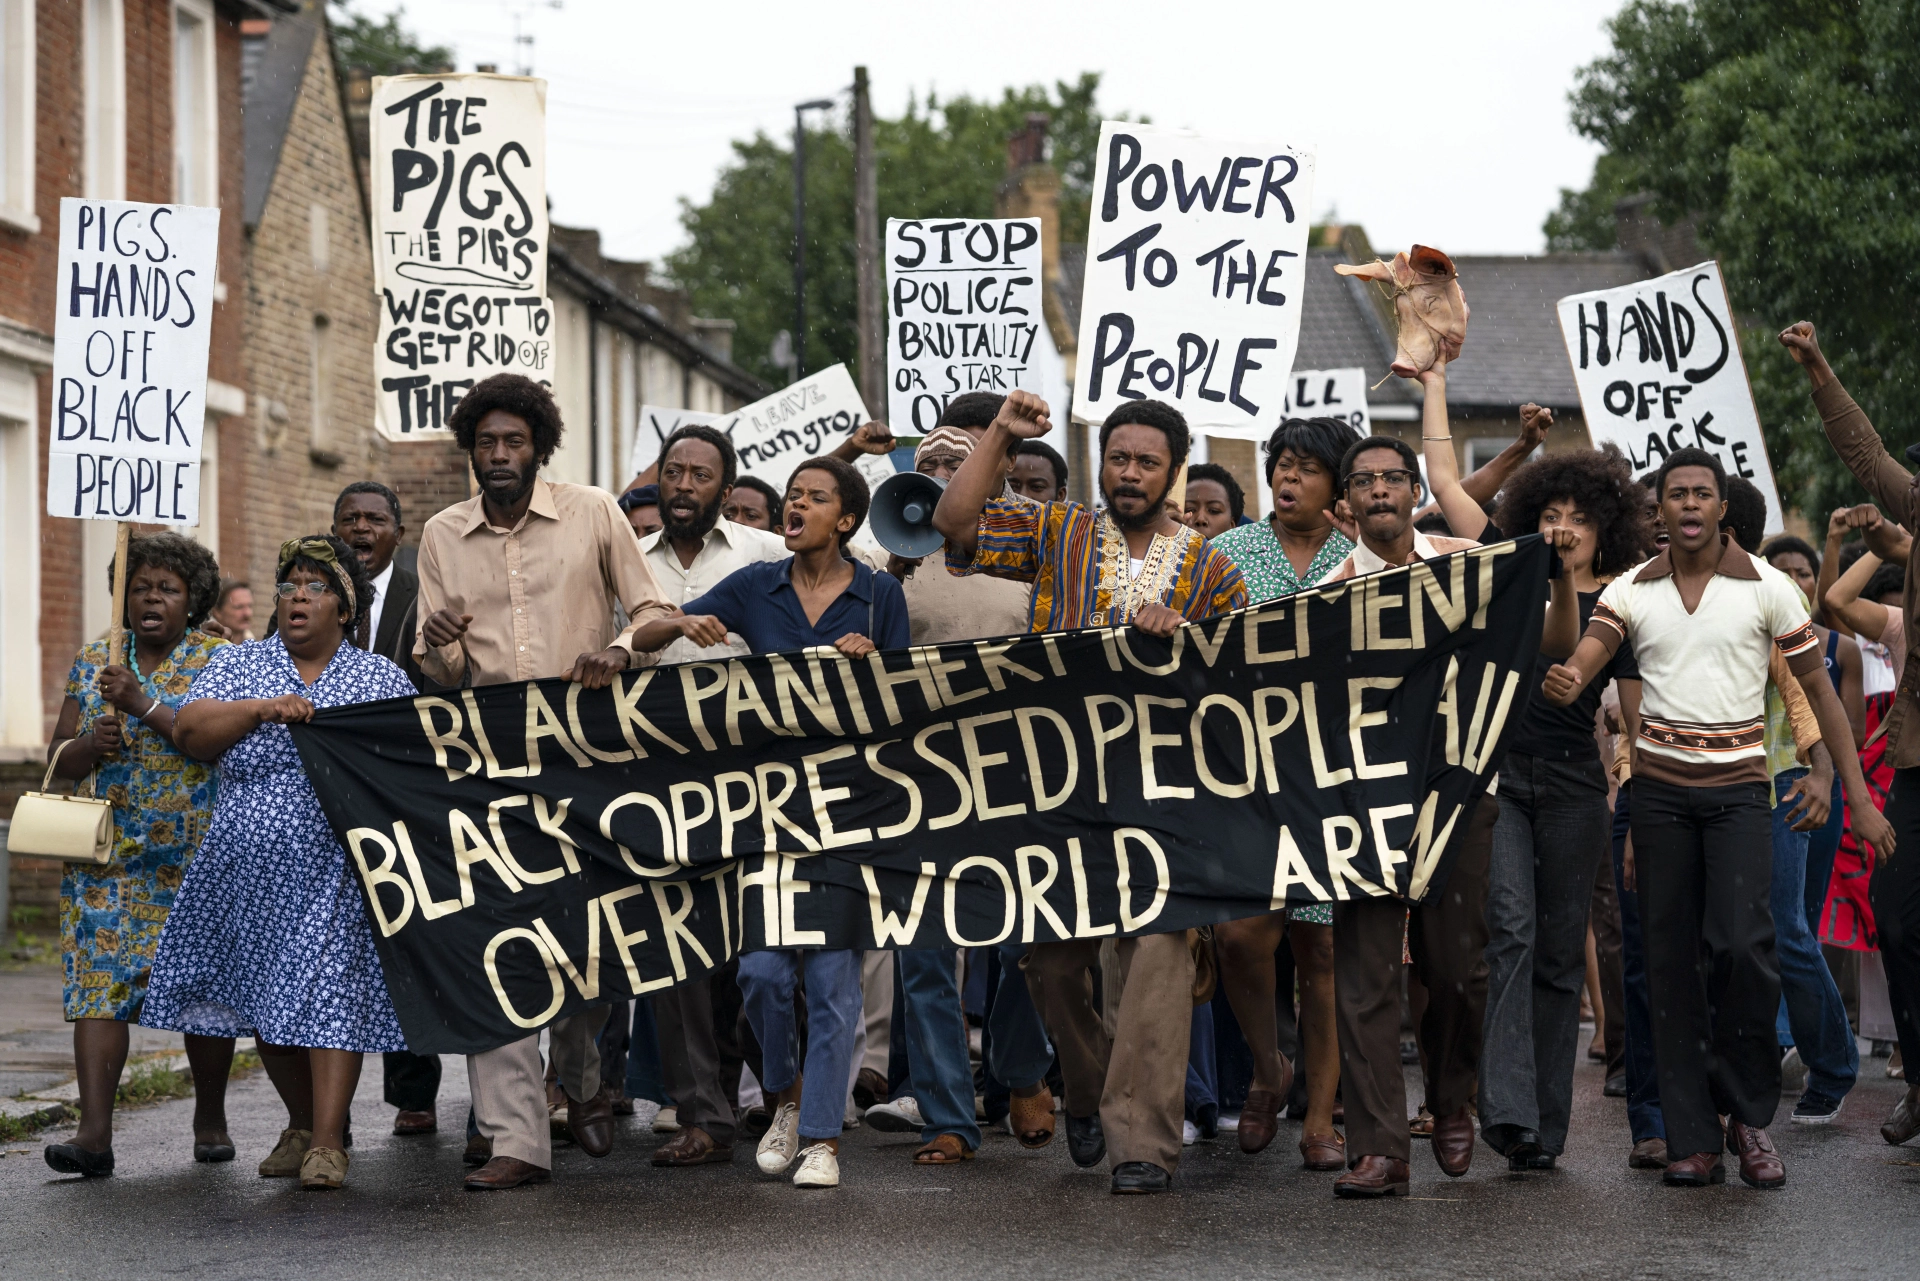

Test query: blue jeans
[897,949,983,1148]
[987,943,1055,1091]
[1185,1001,1217,1119]
[738,948,862,1142]
[1611,784,1665,1142]
[624,998,672,1106]
[1769,769,1859,1099]
[1782,778,1846,1042]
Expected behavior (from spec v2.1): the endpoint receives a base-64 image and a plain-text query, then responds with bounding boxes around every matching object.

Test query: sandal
[1009,1085,1056,1150]
[913,1134,975,1164]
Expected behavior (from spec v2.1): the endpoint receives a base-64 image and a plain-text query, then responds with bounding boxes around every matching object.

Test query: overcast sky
[358,0,1627,267]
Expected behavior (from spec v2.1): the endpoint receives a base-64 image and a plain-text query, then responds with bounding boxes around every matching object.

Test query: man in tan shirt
[413,373,672,1191]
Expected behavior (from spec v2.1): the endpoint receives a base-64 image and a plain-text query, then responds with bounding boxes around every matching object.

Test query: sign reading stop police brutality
[48,199,219,525]
[1073,123,1315,431]
[1558,261,1783,532]
[371,73,553,440]
[886,217,1044,431]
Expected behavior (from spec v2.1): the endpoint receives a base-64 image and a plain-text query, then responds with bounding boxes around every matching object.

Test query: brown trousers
[1024,931,1195,1174]
[1332,794,1497,1165]
[655,973,737,1147]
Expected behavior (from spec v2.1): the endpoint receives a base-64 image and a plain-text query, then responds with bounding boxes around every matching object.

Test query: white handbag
[6,739,115,865]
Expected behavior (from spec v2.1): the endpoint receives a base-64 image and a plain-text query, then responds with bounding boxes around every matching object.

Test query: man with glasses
[1320,435,1494,1198]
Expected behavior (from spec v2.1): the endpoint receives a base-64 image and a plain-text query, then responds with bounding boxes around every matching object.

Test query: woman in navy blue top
[630,456,906,1191]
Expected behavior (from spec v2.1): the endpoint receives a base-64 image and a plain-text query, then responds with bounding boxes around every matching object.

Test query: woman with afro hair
[1425,428,1655,1171]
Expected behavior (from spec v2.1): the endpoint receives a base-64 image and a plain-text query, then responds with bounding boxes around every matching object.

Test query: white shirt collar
[1350,529,1439,577]
[369,560,395,599]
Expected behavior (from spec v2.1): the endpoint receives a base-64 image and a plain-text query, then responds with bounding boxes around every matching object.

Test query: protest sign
[627,405,728,480]
[1072,123,1315,433]
[886,217,1044,432]
[729,364,892,494]
[1557,261,1782,532]
[370,73,553,440]
[1282,367,1370,434]
[48,198,219,526]
[292,537,1547,1053]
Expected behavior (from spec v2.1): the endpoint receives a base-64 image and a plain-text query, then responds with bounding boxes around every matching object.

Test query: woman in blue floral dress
[1208,416,1360,1171]
[145,536,415,1191]
[42,534,233,1180]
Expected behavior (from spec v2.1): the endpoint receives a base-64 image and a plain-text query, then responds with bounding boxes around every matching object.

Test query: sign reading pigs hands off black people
[291,538,1547,1054]
[371,74,553,439]
[1073,123,1315,432]
[1558,261,1783,533]
[887,218,1045,432]
[48,198,219,525]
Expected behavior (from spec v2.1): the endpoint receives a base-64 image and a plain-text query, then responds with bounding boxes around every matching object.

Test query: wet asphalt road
[3,1040,1917,1280]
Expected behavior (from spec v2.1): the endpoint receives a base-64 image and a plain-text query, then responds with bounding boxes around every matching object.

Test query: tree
[1550,0,1920,518]
[667,75,1122,388]
[327,1,454,77]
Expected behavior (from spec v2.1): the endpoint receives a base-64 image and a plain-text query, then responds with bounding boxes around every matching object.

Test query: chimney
[1006,113,1050,173]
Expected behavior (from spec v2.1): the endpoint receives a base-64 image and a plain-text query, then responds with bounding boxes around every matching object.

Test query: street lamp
[793,97,835,381]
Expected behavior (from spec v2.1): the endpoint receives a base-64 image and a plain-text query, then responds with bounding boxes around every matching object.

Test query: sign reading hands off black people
[291,538,1548,1054]
[1558,261,1783,533]
[887,217,1044,431]
[1073,123,1315,432]
[370,73,554,439]
[48,198,219,525]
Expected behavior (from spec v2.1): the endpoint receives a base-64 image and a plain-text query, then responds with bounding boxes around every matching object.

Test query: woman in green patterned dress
[42,534,234,1179]
[1208,417,1360,1172]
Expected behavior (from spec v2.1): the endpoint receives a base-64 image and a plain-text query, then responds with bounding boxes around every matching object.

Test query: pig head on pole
[1335,245,1470,380]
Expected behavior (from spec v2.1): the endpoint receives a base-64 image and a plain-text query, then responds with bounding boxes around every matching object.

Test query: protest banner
[1557,261,1783,532]
[1072,123,1315,433]
[48,198,220,527]
[370,73,553,440]
[627,405,728,480]
[729,363,893,494]
[292,536,1547,1053]
[886,217,1045,432]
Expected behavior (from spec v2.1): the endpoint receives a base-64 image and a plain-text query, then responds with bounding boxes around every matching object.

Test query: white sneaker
[757,1102,800,1173]
[632,1099,662,1132]
[1182,1119,1198,1146]
[652,1105,680,1133]
[792,1142,840,1188]
[862,1096,924,1133]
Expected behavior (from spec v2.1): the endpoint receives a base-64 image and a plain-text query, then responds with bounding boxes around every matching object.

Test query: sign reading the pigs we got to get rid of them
[370,73,553,440]
[1557,261,1783,534]
[886,217,1045,432]
[48,198,220,526]
[1073,123,1316,432]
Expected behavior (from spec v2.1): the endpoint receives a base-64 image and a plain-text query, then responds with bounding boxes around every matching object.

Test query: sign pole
[107,521,131,669]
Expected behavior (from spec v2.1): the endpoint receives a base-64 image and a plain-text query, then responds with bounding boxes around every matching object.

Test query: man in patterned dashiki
[932,390,1247,1196]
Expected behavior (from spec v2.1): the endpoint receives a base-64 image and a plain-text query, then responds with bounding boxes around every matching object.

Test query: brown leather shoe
[1726,1119,1785,1189]
[853,1067,888,1110]
[609,1084,635,1117]
[1883,1085,1920,1146]
[1333,1154,1409,1198]
[463,1134,492,1167]
[1430,1105,1474,1177]
[463,1155,550,1190]
[1238,1088,1282,1154]
[652,1125,732,1166]
[568,1087,615,1158]
[392,1110,437,1136]
[1300,1131,1346,1171]
[1662,1150,1725,1186]
[1628,1137,1669,1169]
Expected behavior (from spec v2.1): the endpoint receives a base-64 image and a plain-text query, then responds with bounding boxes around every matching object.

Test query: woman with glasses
[41,534,233,1180]
[141,535,417,1191]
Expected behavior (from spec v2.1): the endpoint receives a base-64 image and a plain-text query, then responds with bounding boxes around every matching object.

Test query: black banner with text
[291,537,1547,1054]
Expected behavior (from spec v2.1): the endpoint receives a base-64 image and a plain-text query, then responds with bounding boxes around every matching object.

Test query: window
[0,363,41,745]
[0,0,37,233]
[309,314,337,462]
[1466,435,1539,474]
[84,0,125,200]
[173,0,217,207]
[309,203,330,272]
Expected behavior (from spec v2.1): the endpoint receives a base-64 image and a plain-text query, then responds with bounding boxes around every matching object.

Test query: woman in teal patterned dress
[1208,416,1360,1172]
[42,533,234,1179]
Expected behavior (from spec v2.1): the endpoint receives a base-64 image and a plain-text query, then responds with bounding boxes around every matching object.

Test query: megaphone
[869,471,948,557]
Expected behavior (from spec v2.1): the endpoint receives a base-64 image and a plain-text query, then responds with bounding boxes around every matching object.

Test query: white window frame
[0,359,43,745]
[0,0,38,234]
[84,0,126,201]
[172,0,219,208]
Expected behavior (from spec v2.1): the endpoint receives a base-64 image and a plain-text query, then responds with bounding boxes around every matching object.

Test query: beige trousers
[466,1008,609,1170]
